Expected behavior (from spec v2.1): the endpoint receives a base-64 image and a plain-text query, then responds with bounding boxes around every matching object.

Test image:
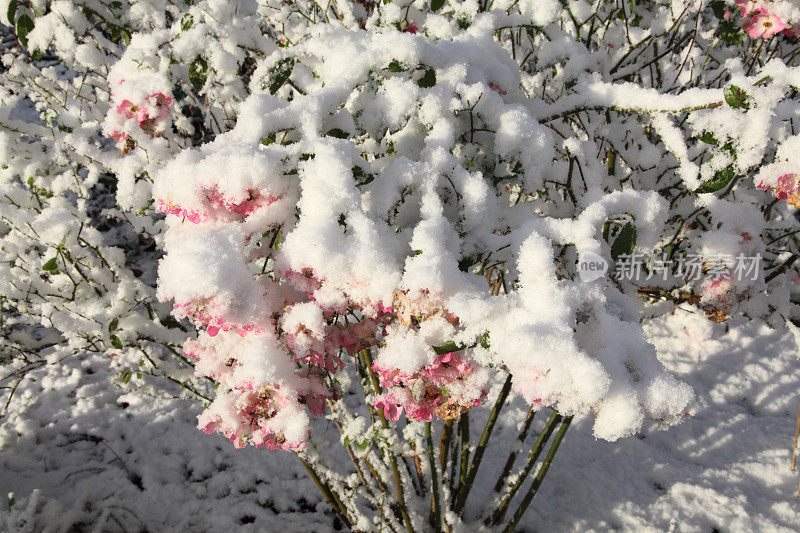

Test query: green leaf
[694,180,728,194]
[611,222,636,262]
[7,0,16,25]
[694,165,736,193]
[324,128,349,139]
[724,85,750,110]
[697,131,718,145]
[479,331,490,349]
[16,14,34,49]
[417,68,436,88]
[173,85,187,101]
[120,370,132,384]
[268,58,295,95]
[718,20,743,45]
[431,0,445,11]
[433,340,461,355]
[110,335,123,349]
[189,56,208,92]
[42,257,58,272]
[387,59,406,72]
[352,166,375,186]
[181,13,193,31]
[710,0,726,19]
[108,318,119,332]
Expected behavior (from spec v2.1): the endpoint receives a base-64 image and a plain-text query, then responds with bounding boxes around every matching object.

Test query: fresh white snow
[2,311,798,531]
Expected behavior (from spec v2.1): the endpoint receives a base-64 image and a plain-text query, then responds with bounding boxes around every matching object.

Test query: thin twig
[492,406,536,493]
[487,410,562,525]
[426,422,442,531]
[361,349,416,533]
[792,397,800,472]
[453,374,513,515]
[297,454,353,529]
[502,416,573,532]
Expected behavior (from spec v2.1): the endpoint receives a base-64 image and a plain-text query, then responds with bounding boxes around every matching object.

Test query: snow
[4,0,800,529]
[2,312,799,530]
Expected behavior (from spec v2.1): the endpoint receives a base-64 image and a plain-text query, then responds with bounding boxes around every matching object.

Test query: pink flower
[284,268,323,295]
[198,388,306,451]
[743,11,786,38]
[373,392,403,421]
[142,93,173,122]
[116,99,138,119]
[704,274,734,300]
[109,130,128,143]
[171,297,262,337]
[371,348,487,422]
[403,392,442,422]
[758,173,800,207]
[700,270,755,323]
[156,188,281,224]
[425,352,471,385]
[371,363,408,387]
[109,91,173,145]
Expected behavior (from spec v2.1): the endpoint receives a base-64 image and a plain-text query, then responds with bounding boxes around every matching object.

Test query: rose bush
[2,0,800,530]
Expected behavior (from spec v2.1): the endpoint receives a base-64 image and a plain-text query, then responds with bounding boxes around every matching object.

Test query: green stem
[502,416,573,533]
[458,412,470,494]
[426,422,442,531]
[454,375,513,515]
[438,419,455,478]
[492,406,536,493]
[487,410,562,525]
[448,415,463,496]
[360,349,416,533]
[297,455,352,529]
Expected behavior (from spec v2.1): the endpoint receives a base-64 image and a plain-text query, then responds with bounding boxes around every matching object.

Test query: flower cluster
[198,386,311,451]
[157,188,282,224]
[154,149,497,448]
[373,350,488,421]
[105,84,173,150]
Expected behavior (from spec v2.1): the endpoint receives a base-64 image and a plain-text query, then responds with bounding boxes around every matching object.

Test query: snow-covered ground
[1,310,799,532]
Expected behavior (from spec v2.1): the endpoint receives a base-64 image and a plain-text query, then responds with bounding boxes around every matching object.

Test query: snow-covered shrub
[4,0,800,530]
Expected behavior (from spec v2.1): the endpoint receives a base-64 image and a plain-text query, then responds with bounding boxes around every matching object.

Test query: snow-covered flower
[758,172,800,206]
[372,351,488,422]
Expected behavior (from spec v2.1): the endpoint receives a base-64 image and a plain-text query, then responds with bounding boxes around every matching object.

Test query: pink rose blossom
[743,11,786,38]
